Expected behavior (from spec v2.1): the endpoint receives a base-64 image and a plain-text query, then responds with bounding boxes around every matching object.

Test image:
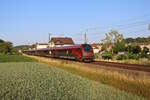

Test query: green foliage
[143,47,150,54]
[125,37,150,44]
[126,45,141,54]
[116,54,128,60]
[0,39,13,54]
[127,53,140,60]
[125,45,132,53]
[0,54,36,62]
[14,45,32,50]
[101,44,107,51]
[94,53,101,59]
[101,30,124,52]
[132,45,141,54]
[10,48,20,55]
[141,47,149,58]
[0,62,145,100]
[113,40,126,54]
[148,55,150,60]
[103,30,123,43]
[0,39,4,43]
[101,52,113,59]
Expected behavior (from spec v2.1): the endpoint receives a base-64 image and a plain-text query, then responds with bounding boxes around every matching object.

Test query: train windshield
[82,44,93,52]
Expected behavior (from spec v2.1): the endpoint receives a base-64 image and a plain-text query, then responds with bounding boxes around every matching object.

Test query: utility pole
[48,33,52,43]
[84,30,88,44]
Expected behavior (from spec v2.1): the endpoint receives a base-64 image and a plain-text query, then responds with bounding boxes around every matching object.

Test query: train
[23,44,94,62]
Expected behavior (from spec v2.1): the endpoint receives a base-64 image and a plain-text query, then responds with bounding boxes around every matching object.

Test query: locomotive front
[81,44,94,62]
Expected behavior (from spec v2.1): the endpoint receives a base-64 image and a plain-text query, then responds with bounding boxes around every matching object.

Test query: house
[50,37,74,47]
[33,37,75,49]
[33,43,49,49]
[140,44,150,50]
[90,44,102,54]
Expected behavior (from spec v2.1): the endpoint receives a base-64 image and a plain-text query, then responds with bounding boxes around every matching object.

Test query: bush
[148,55,150,60]
[101,52,113,60]
[113,41,126,54]
[116,54,128,60]
[94,53,101,59]
[141,47,149,58]
[127,53,140,60]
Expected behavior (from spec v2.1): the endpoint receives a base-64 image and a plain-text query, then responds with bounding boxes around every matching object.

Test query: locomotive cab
[82,44,94,62]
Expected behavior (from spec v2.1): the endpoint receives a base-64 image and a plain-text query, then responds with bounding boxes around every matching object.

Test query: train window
[68,50,72,54]
[77,48,81,51]
[66,50,69,54]
[82,44,92,51]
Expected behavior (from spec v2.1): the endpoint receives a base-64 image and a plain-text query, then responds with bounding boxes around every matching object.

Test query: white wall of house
[140,44,150,50]
[93,49,100,54]
[36,44,48,49]
[49,42,74,47]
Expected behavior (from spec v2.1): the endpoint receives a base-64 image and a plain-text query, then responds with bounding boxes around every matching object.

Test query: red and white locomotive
[24,44,94,62]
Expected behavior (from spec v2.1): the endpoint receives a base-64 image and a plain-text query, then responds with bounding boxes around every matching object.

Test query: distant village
[1,30,150,61]
[31,37,102,54]
[31,36,150,54]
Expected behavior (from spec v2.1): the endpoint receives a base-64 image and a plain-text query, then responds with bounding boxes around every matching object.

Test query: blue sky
[0,0,150,46]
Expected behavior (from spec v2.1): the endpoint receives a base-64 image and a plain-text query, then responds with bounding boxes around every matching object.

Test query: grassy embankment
[24,54,150,99]
[0,54,37,62]
[0,62,145,100]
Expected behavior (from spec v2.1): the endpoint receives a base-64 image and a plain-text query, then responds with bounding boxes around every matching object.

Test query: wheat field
[0,62,145,100]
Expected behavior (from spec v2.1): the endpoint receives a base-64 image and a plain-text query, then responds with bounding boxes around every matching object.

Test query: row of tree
[0,39,13,54]
[0,38,33,55]
[125,37,150,44]
[101,30,150,60]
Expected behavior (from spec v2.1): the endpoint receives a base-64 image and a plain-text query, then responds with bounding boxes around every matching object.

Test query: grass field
[0,62,145,100]
[0,54,37,62]
[26,55,150,99]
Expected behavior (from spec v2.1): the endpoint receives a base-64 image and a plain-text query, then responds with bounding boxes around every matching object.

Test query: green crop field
[0,54,37,62]
[0,62,145,100]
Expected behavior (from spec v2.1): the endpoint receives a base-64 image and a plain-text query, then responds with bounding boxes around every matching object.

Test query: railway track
[47,56,150,73]
[26,54,150,74]
[92,61,150,73]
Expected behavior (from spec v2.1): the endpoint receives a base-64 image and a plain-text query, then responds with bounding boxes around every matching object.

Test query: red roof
[90,44,101,49]
[51,37,74,45]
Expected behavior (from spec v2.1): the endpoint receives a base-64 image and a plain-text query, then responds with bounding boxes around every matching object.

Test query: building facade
[33,37,75,49]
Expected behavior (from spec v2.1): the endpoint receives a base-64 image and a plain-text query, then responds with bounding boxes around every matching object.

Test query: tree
[101,44,107,51]
[125,45,132,53]
[126,44,141,54]
[125,36,150,44]
[141,47,149,58]
[142,47,149,54]
[147,36,150,43]
[14,45,32,50]
[0,39,13,54]
[113,40,126,54]
[125,38,134,44]
[101,30,124,52]
[0,39,4,43]
[132,45,141,54]
[109,30,123,43]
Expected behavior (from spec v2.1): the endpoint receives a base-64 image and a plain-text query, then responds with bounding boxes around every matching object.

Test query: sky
[0,0,150,46]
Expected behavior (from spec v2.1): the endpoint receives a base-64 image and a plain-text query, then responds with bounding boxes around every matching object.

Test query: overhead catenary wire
[57,12,150,44]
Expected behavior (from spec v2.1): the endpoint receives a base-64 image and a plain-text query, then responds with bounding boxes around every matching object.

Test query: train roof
[24,44,83,52]
[24,44,92,52]
[50,44,82,50]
